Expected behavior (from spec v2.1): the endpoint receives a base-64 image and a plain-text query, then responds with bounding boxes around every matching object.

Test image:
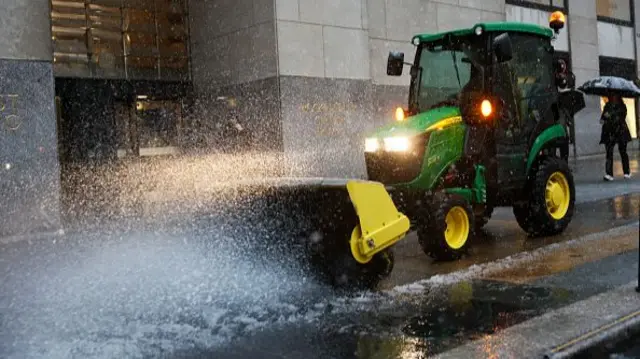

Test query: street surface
[0,155,639,359]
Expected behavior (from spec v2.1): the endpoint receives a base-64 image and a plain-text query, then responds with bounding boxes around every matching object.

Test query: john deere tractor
[251,13,584,291]
[359,11,584,262]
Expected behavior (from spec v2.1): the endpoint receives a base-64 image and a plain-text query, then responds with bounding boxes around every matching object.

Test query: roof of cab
[412,22,554,43]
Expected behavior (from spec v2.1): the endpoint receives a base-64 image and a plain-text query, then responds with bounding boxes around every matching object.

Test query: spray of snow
[2,214,637,359]
[0,230,332,359]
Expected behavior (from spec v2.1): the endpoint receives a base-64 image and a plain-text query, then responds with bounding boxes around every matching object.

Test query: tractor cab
[383,13,577,202]
[362,12,583,261]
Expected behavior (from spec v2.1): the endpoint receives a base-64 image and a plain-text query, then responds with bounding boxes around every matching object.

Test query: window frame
[596,0,634,26]
[505,0,568,13]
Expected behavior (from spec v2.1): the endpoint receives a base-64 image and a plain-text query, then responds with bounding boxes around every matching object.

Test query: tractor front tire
[328,247,395,290]
[514,157,575,237]
[418,194,475,261]
[475,204,494,230]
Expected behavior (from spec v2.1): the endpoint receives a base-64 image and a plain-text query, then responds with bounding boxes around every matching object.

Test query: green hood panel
[369,106,461,138]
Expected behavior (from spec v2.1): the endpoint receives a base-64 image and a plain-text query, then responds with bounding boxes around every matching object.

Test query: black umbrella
[578,76,640,98]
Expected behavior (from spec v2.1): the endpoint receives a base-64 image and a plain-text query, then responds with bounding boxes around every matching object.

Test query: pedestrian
[600,93,632,181]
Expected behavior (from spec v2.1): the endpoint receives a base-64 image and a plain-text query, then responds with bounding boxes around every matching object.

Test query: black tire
[513,157,575,237]
[327,247,395,290]
[475,204,494,230]
[418,194,475,261]
[305,224,395,290]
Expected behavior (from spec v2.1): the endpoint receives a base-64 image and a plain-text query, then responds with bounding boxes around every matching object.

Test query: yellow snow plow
[199,178,410,290]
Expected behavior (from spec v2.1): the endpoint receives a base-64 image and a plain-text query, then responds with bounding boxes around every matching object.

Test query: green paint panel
[473,165,487,203]
[412,21,554,44]
[406,121,466,190]
[366,106,464,191]
[371,106,461,138]
[526,124,567,174]
[445,165,486,204]
[446,188,474,203]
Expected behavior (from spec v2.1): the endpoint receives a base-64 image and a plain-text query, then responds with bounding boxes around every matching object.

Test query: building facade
[1,0,638,237]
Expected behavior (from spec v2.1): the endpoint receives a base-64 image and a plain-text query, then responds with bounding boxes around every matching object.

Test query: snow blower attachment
[304,180,411,289]
[346,181,410,264]
[199,178,410,290]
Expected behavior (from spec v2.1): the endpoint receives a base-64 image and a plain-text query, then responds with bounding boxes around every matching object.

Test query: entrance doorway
[54,78,189,227]
[599,56,639,140]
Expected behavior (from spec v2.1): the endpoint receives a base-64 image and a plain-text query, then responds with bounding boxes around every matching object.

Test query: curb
[544,309,640,359]
[0,228,65,245]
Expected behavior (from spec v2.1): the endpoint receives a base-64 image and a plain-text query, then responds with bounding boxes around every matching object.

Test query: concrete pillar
[0,0,61,237]
[275,0,373,177]
[636,0,640,77]
[188,0,284,168]
[567,0,603,157]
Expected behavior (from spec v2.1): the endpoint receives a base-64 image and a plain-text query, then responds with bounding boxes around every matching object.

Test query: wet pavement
[1,156,640,358]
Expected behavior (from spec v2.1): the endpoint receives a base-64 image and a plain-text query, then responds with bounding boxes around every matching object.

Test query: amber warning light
[480,100,493,118]
[549,11,566,32]
[395,107,406,122]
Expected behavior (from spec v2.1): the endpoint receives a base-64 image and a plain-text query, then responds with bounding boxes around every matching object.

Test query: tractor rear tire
[514,157,575,237]
[418,194,475,261]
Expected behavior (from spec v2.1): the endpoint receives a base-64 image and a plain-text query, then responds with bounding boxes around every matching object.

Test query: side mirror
[387,51,405,76]
[492,33,513,63]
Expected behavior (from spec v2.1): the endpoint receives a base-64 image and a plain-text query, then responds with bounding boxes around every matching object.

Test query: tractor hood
[370,106,462,138]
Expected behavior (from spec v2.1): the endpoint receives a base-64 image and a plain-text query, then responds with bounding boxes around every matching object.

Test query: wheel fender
[526,124,569,175]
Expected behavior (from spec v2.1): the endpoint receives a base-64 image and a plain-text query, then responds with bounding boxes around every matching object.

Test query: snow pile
[389,221,640,295]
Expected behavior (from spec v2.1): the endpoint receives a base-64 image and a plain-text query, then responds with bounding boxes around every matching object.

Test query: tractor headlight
[365,137,380,152]
[383,136,410,152]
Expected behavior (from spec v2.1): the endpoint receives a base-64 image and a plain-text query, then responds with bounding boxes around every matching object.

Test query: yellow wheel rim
[444,206,470,250]
[545,171,571,220]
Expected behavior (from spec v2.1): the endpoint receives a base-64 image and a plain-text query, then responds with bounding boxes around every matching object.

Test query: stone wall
[567,0,603,156]
[0,0,60,237]
[0,60,60,237]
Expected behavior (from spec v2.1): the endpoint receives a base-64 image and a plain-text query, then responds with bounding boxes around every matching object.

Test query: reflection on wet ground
[1,190,638,358]
[194,247,638,359]
[383,192,640,290]
[193,271,633,358]
[190,193,639,359]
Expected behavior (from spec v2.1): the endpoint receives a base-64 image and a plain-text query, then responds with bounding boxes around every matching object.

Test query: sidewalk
[433,222,640,359]
[435,281,640,358]
[570,149,640,184]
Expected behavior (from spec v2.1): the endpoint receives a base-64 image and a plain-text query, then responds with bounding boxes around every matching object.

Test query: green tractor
[358,12,584,263]
[288,13,585,290]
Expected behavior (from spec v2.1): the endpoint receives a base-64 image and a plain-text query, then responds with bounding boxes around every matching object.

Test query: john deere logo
[1,94,21,131]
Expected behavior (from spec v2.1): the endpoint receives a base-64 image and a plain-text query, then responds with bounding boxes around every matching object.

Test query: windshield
[410,36,486,113]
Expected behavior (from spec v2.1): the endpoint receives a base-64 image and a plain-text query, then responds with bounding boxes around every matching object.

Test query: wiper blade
[451,50,461,88]
[427,98,459,111]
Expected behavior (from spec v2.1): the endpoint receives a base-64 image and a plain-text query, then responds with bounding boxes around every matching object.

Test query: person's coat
[600,100,632,145]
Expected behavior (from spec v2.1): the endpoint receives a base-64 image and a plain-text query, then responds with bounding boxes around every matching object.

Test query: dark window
[599,56,637,80]
[511,34,555,99]
[491,33,556,144]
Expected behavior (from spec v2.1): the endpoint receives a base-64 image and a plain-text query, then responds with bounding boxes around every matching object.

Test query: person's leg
[619,140,631,177]
[605,143,615,180]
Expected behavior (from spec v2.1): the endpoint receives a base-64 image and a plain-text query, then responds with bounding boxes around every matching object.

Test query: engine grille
[365,132,429,185]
